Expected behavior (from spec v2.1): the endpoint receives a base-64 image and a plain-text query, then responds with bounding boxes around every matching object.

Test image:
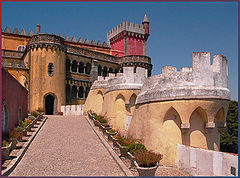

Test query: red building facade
[2,68,28,136]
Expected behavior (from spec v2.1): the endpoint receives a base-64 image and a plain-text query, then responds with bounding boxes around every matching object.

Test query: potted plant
[28,115,37,125]
[106,129,117,141]
[14,126,25,141]
[126,143,146,168]
[115,135,133,157]
[24,118,33,132]
[9,130,20,151]
[1,140,12,160]
[134,150,163,176]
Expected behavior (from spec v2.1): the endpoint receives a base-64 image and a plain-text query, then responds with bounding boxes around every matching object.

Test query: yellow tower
[27,34,66,114]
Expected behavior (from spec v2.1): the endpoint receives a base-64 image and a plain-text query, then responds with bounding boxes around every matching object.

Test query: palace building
[1,15,152,115]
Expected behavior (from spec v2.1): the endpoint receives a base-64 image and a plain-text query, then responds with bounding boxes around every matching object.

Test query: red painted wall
[2,69,28,134]
[127,36,143,55]
[110,38,125,57]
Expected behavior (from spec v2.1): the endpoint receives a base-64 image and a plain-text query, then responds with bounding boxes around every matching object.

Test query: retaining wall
[177,144,238,176]
[61,105,84,115]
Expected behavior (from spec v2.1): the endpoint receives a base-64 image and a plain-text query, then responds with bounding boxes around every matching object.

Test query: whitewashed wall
[177,144,238,176]
[61,105,84,115]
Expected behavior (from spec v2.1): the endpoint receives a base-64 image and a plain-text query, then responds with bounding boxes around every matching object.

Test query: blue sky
[2,2,238,101]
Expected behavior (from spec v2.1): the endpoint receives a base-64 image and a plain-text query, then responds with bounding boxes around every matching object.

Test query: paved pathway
[10,115,126,176]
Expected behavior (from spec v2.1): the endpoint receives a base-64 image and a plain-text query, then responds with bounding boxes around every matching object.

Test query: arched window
[48,63,54,77]
[72,60,77,72]
[98,65,102,76]
[1,101,8,134]
[17,45,25,52]
[85,63,91,74]
[103,66,108,77]
[114,69,119,76]
[120,68,123,73]
[18,107,22,122]
[66,59,71,72]
[78,62,84,73]
[109,68,113,73]
[66,84,71,102]
[72,85,77,99]
[78,86,84,98]
[85,87,90,98]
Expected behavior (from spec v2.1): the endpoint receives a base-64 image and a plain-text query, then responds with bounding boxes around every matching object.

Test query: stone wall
[61,105,84,115]
[137,52,230,104]
[177,144,238,176]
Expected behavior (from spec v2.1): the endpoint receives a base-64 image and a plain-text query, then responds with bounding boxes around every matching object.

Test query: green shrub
[2,140,9,147]
[126,143,146,154]
[18,121,27,128]
[14,126,24,132]
[31,111,39,117]
[28,115,36,121]
[134,150,163,167]
[114,134,134,146]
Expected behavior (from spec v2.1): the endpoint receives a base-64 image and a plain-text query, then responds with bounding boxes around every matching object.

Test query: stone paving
[9,115,126,176]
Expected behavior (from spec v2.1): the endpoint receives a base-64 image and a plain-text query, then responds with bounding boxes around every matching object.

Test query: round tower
[27,34,66,114]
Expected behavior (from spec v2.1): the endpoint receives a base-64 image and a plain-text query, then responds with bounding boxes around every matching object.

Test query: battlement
[91,66,148,93]
[3,26,34,36]
[107,21,145,44]
[137,52,230,104]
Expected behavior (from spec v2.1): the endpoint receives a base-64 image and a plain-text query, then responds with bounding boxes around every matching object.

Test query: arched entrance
[44,93,57,115]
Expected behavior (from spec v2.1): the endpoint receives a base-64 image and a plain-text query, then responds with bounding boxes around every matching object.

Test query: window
[98,65,102,76]
[85,87,90,98]
[78,86,84,98]
[48,63,54,76]
[85,63,91,74]
[72,60,77,72]
[18,107,22,122]
[66,59,71,72]
[17,45,25,52]
[72,85,77,99]
[1,101,8,134]
[78,62,84,73]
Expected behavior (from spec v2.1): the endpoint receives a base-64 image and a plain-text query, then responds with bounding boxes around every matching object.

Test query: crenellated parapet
[64,36,109,48]
[3,26,34,36]
[91,66,148,93]
[26,34,66,52]
[107,21,145,44]
[136,52,230,104]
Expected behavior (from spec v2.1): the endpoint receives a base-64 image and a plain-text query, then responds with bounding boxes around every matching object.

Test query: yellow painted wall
[83,88,105,115]
[28,47,66,113]
[2,34,30,51]
[128,99,229,167]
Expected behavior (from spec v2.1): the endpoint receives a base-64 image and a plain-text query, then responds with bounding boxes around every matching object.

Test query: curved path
[10,115,126,176]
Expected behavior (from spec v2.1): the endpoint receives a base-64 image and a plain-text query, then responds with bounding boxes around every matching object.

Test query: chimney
[36,24,40,34]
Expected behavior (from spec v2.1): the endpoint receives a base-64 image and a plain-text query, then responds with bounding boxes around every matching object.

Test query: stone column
[92,60,98,82]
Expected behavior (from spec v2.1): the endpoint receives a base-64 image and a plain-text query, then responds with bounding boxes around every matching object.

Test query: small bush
[14,126,24,132]
[31,111,39,117]
[28,115,36,121]
[9,130,20,139]
[114,134,134,146]
[126,143,146,154]
[18,121,27,128]
[134,150,163,167]
[2,140,9,147]
[25,118,32,125]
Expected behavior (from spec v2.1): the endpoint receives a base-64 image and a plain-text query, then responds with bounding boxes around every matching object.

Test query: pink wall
[110,38,124,57]
[2,69,28,135]
[127,36,143,55]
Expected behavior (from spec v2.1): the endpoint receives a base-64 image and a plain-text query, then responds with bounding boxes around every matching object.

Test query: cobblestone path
[9,115,126,176]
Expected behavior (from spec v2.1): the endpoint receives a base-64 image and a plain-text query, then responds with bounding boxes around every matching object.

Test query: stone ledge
[2,117,48,176]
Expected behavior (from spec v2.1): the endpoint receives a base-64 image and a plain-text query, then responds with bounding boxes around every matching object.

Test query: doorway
[45,95,55,115]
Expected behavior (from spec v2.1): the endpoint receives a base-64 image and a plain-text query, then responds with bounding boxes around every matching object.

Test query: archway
[44,93,57,115]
